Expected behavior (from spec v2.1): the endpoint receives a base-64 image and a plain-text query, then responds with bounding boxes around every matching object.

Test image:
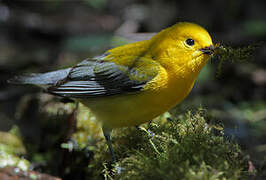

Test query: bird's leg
[102,126,117,163]
[102,127,125,174]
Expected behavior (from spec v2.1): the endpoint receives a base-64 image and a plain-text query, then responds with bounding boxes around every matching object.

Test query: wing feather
[47,55,159,98]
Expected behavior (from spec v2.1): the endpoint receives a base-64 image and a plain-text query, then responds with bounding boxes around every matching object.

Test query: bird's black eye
[185,38,195,46]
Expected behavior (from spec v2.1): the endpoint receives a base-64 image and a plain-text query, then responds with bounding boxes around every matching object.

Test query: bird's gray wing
[47,56,159,98]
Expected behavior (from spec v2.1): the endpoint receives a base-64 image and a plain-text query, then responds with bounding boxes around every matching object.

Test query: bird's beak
[199,45,215,55]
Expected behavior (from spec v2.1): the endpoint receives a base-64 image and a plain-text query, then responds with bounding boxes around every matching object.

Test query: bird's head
[149,22,214,73]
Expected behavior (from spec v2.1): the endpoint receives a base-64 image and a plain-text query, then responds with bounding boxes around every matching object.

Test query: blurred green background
[0,0,265,179]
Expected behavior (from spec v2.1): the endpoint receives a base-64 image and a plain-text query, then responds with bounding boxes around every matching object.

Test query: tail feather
[8,68,71,86]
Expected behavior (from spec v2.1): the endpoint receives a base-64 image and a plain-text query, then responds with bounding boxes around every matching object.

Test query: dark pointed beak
[199,45,215,55]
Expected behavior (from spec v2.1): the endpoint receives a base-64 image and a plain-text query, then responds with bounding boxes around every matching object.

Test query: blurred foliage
[0,151,30,171]
[85,0,107,9]
[244,20,266,36]
[0,126,30,171]
[64,34,112,53]
[74,104,102,146]
[0,126,26,155]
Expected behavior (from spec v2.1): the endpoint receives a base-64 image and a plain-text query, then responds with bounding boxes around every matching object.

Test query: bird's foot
[137,126,155,138]
[136,126,160,155]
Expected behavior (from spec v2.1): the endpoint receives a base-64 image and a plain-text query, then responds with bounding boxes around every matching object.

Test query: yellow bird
[9,22,214,161]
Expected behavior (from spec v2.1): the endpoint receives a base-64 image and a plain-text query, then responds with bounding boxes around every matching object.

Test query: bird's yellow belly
[81,78,195,128]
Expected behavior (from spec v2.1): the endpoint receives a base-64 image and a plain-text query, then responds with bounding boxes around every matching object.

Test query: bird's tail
[8,68,71,86]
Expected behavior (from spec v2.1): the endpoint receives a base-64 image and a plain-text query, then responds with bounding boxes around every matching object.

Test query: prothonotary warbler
[9,22,214,162]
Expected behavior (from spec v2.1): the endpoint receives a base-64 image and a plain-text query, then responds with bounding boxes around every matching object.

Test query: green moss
[0,151,30,171]
[72,103,102,150]
[0,127,30,171]
[88,109,249,179]
[0,126,26,155]
[213,43,259,77]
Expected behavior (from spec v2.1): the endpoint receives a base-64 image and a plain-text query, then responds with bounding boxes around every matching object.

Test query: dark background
[0,0,265,179]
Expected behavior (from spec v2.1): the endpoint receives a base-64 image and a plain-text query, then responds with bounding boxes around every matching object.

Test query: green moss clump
[88,109,249,179]
[0,126,26,155]
[0,126,30,171]
[72,103,102,150]
[213,43,260,77]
